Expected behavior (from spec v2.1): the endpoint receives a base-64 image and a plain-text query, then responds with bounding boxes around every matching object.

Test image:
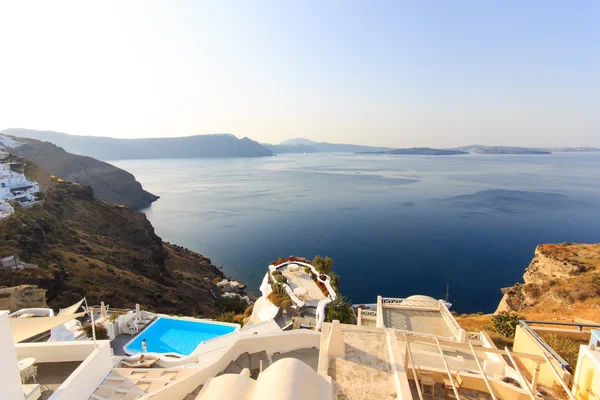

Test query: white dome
[405,295,437,302]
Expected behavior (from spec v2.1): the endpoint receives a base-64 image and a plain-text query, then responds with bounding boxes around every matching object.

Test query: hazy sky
[1,1,599,147]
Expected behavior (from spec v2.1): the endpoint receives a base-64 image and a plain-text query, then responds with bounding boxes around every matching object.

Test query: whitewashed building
[0,162,40,206]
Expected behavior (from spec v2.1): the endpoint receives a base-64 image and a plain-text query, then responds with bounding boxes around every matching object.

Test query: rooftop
[383,308,455,339]
[319,323,397,400]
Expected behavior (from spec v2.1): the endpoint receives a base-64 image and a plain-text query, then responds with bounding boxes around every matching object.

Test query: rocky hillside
[0,173,227,316]
[497,243,600,321]
[2,135,158,208]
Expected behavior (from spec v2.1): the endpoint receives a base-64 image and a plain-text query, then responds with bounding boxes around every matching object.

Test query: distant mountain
[2,129,273,160]
[265,138,392,154]
[1,135,158,208]
[454,145,551,155]
[359,147,468,156]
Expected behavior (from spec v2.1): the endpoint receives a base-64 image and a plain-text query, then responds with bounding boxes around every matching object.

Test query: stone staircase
[184,351,270,399]
[183,384,204,400]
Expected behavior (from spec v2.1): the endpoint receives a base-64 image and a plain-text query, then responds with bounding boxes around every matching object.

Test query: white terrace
[277,263,327,307]
[358,295,466,342]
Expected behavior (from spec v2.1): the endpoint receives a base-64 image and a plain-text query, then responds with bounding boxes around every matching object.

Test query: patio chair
[21,365,39,384]
[443,372,463,398]
[417,366,435,397]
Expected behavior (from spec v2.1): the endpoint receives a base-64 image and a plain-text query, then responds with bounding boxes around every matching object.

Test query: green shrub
[215,296,247,314]
[304,266,312,274]
[215,311,239,324]
[82,324,109,340]
[329,272,340,292]
[325,295,355,324]
[267,292,292,308]
[539,333,582,367]
[490,311,523,338]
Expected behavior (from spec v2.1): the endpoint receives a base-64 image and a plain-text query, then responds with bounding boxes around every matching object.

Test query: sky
[0,1,599,147]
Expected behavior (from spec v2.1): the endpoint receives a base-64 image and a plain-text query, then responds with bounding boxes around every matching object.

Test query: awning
[9,312,86,342]
[58,298,85,316]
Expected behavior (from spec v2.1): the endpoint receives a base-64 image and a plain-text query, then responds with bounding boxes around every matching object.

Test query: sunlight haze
[1,1,599,147]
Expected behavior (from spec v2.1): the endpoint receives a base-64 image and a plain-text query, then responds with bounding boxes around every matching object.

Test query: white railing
[467,331,482,342]
[439,302,462,340]
[361,310,377,318]
[381,297,440,309]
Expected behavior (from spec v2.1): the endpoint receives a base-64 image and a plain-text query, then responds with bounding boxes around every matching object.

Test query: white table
[293,287,308,298]
[288,264,300,272]
[18,357,36,372]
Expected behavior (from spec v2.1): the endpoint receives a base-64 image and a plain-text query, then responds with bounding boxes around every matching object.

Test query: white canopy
[58,298,85,316]
[10,312,86,342]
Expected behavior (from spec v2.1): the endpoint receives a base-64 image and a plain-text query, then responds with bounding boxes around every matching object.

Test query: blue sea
[111,153,600,313]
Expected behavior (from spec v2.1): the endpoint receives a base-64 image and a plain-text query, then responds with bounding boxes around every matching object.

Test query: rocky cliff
[0,285,48,312]
[0,173,226,316]
[497,243,600,321]
[3,135,158,209]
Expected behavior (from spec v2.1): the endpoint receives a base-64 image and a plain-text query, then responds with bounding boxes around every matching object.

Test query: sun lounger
[120,357,160,368]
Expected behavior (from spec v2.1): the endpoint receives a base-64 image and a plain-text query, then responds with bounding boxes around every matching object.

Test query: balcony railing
[381,297,440,309]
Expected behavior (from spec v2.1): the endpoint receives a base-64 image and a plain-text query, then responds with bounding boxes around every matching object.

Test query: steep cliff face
[497,243,600,321]
[5,136,159,208]
[0,177,225,316]
[0,285,48,312]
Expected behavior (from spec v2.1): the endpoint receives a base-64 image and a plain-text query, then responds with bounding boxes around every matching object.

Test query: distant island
[264,139,600,155]
[454,145,600,154]
[453,145,551,154]
[263,138,392,154]
[2,129,273,161]
[358,147,468,156]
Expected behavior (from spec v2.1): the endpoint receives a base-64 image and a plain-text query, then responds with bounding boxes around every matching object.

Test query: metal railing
[519,320,577,371]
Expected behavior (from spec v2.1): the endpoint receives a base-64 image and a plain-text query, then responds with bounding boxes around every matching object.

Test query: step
[223,361,243,375]
[249,351,269,370]
[183,384,204,400]
[235,352,250,369]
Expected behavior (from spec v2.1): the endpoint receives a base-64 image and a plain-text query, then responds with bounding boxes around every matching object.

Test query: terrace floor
[111,333,133,356]
[322,324,396,400]
[36,361,82,400]
[383,308,455,338]
[279,265,326,307]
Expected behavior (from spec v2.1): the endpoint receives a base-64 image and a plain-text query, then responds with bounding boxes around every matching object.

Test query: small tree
[312,255,334,275]
[490,311,523,338]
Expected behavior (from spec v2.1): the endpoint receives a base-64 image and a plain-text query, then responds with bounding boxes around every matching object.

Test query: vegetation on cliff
[0,173,227,316]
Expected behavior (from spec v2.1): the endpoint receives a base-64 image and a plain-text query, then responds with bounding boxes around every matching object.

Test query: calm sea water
[111,153,600,313]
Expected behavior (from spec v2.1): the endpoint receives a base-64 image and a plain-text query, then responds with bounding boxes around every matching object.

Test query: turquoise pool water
[124,317,237,356]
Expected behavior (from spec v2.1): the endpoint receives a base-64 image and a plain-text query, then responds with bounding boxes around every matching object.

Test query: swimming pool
[124,317,237,356]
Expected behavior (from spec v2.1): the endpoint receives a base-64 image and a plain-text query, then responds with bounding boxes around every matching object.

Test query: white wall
[15,341,98,363]
[0,310,25,400]
[49,341,113,400]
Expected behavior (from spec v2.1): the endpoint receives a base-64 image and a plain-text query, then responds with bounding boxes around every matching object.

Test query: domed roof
[405,295,437,302]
